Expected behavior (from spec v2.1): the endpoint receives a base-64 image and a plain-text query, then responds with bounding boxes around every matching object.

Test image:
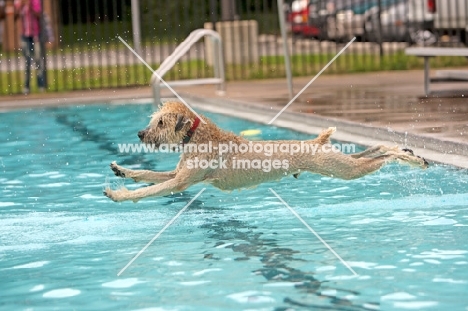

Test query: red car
[287,0,320,37]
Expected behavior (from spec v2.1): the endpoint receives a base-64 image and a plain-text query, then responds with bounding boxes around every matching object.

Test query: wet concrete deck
[178,70,468,146]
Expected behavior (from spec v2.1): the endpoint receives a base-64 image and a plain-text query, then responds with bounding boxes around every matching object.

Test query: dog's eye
[158,119,163,126]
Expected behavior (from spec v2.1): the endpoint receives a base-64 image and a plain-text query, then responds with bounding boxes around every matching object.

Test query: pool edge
[3,92,467,169]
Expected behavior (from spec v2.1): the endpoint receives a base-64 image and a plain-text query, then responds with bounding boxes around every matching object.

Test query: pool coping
[175,93,468,170]
[3,91,468,169]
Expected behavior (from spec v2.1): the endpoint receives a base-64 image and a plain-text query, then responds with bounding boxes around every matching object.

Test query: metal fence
[0,0,467,95]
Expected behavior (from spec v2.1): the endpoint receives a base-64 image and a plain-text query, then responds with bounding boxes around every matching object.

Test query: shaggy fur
[104,101,428,202]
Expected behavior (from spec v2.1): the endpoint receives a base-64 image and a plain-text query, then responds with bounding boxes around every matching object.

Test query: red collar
[182,117,200,144]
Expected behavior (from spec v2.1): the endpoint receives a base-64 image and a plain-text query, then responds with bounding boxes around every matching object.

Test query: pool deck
[2,69,468,168]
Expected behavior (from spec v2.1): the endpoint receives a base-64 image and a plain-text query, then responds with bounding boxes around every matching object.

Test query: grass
[221,51,468,80]
[0,60,214,95]
[1,52,466,95]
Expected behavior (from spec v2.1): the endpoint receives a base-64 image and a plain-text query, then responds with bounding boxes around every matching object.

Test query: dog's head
[138,102,197,146]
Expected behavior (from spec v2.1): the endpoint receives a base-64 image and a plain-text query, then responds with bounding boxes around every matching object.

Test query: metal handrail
[151,29,225,106]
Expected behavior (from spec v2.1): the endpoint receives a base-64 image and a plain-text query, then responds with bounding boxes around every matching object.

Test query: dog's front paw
[103,187,130,202]
[110,161,126,178]
[103,188,119,202]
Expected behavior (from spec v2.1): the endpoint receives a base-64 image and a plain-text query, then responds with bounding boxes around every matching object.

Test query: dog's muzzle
[138,128,149,141]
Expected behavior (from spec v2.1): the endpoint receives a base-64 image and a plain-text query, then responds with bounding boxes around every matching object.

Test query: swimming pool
[1,103,467,310]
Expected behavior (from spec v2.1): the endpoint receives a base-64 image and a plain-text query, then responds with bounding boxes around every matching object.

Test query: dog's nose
[138,128,148,140]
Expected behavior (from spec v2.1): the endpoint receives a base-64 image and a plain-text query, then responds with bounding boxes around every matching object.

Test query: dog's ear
[175,114,188,132]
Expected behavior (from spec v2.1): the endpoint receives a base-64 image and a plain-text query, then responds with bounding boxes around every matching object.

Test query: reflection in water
[153,192,376,309]
[55,112,154,166]
[201,218,379,310]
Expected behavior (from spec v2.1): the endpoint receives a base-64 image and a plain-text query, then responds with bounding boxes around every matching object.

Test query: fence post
[152,78,161,108]
[277,0,293,99]
[131,0,142,55]
[221,0,236,21]
[209,0,217,31]
[377,0,383,58]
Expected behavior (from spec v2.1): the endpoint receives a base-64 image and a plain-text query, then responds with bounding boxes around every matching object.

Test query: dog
[104,101,428,202]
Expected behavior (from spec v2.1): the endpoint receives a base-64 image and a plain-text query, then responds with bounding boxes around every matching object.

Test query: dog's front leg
[104,177,190,203]
[110,161,176,183]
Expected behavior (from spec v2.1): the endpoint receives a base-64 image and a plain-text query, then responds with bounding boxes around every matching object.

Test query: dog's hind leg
[338,151,428,180]
[351,147,429,168]
[110,161,176,183]
[350,145,399,159]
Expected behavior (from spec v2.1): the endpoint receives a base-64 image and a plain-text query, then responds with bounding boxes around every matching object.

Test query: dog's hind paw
[402,148,414,155]
[418,155,429,168]
[110,161,126,178]
[401,149,429,169]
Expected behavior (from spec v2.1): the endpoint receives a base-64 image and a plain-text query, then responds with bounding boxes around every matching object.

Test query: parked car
[287,0,320,37]
[331,0,411,41]
[365,0,436,44]
[433,0,467,45]
[313,0,437,42]
[308,0,362,40]
[365,0,407,42]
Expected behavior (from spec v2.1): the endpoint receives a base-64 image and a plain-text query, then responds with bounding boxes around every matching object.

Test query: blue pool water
[1,103,468,310]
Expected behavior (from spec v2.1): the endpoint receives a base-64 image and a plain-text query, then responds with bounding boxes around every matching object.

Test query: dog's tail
[314,127,336,145]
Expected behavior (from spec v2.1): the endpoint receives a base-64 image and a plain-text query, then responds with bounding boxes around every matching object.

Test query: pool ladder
[151,29,226,106]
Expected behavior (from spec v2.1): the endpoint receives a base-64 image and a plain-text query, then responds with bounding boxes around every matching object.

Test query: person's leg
[21,36,34,93]
[33,40,45,90]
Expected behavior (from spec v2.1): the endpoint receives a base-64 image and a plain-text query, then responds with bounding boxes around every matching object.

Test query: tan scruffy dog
[104,101,428,202]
